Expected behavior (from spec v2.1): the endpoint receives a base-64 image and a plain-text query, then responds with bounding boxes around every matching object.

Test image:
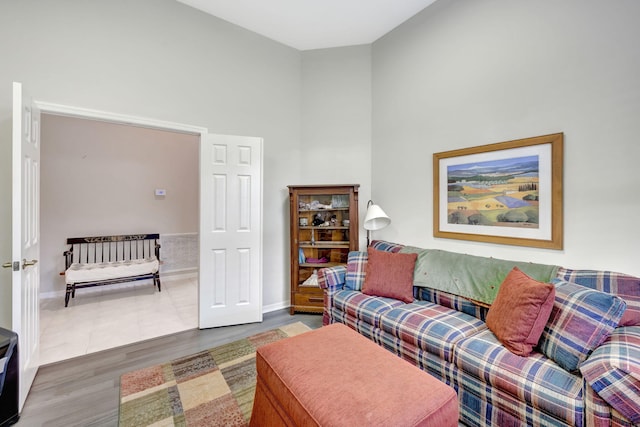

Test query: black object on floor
[0,327,19,426]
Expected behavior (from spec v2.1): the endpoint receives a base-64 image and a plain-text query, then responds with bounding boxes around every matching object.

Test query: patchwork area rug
[119,322,312,426]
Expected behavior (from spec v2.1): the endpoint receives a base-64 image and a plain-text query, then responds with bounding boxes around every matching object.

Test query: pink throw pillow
[362,249,417,303]
[486,267,556,357]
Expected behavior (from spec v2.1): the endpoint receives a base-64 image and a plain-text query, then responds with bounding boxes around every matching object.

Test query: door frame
[36,102,208,138]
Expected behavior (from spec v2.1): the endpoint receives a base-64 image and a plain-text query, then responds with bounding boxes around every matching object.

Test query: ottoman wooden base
[250,323,458,427]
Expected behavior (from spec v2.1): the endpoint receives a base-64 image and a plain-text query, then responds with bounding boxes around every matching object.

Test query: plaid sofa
[318,241,640,427]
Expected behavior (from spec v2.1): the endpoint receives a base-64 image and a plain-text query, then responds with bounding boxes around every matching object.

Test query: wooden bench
[63,234,161,307]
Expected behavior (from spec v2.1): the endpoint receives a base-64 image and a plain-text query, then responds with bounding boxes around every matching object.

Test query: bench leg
[155,274,161,292]
[65,285,72,307]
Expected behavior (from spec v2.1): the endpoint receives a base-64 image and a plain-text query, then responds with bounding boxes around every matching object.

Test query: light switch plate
[155,189,166,196]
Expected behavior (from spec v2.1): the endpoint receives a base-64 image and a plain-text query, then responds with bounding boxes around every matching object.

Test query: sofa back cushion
[556,267,640,327]
[369,240,404,253]
[538,279,627,372]
[345,251,368,291]
[345,242,406,291]
[399,247,559,306]
[416,287,489,321]
[486,267,556,357]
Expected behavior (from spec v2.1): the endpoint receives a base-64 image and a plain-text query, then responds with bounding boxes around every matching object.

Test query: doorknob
[22,259,38,269]
[3,261,19,271]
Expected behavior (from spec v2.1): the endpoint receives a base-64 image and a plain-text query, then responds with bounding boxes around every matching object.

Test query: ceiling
[176,0,438,51]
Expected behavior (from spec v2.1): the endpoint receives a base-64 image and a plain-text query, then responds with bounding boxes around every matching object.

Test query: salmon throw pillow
[486,267,556,357]
[362,248,417,303]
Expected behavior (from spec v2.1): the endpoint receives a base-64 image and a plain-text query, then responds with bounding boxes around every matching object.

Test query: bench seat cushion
[65,257,159,284]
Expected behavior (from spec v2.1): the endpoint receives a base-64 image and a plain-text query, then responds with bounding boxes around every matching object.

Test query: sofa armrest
[579,326,640,424]
[317,265,346,291]
[317,265,346,326]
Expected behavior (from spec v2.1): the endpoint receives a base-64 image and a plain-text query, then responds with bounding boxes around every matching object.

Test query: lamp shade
[363,203,391,231]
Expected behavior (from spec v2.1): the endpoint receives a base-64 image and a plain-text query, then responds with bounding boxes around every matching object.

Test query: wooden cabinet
[288,185,360,314]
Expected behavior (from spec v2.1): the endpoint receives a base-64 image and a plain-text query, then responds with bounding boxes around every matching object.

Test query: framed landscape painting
[433,133,563,249]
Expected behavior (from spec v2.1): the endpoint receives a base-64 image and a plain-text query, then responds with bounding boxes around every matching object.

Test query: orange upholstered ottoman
[250,323,458,427]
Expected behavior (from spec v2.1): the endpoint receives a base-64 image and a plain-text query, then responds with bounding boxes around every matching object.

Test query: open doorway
[38,113,200,364]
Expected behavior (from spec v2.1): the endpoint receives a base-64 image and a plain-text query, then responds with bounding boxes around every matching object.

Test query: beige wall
[371,0,640,276]
[40,114,199,295]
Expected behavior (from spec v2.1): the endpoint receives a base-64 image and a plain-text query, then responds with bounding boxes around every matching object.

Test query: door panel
[11,82,40,411]
[199,134,262,328]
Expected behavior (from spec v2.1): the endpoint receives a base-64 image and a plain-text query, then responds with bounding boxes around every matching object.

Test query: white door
[9,82,40,411]
[199,134,262,328]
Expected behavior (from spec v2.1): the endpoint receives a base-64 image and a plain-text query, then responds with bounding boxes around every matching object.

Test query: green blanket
[399,246,559,305]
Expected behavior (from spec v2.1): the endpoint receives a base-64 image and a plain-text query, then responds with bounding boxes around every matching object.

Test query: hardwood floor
[17,309,323,427]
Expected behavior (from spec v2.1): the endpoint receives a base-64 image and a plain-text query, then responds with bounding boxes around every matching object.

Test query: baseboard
[262,301,290,314]
[160,269,198,281]
[40,272,293,316]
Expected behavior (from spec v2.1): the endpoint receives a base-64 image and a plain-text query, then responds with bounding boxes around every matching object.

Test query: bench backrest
[65,234,160,268]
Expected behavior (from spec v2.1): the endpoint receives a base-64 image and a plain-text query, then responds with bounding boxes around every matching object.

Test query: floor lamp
[363,200,391,247]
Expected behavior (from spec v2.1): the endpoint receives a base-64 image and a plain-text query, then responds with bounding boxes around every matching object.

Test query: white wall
[40,114,199,296]
[371,0,640,276]
[300,45,373,249]
[0,0,303,326]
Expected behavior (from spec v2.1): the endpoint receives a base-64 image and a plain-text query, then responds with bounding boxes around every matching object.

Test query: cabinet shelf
[298,207,349,212]
[298,226,349,230]
[288,184,359,315]
[299,262,343,268]
[299,241,350,248]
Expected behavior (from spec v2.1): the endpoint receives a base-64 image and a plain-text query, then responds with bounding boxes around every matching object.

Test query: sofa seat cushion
[379,301,487,362]
[579,326,640,424]
[454,329,584,426]
[329,310,382,342]
[333,290,406,329]
[455,368,584,427]
[375,329,460,387]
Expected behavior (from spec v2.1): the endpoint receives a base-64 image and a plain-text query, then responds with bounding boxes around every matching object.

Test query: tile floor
[39,275,198,365]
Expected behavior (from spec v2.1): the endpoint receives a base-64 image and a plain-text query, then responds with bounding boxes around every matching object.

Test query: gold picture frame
[433,133,563,249]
